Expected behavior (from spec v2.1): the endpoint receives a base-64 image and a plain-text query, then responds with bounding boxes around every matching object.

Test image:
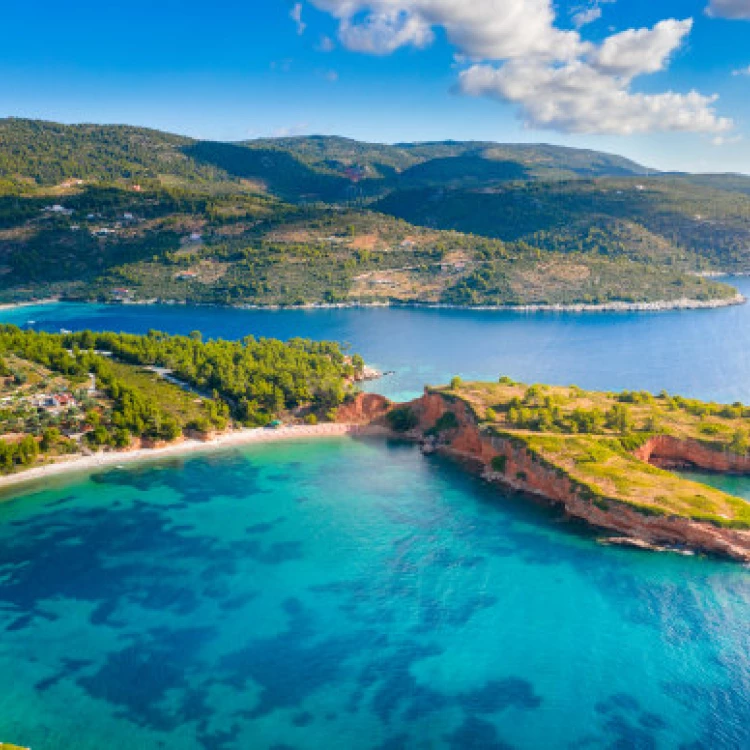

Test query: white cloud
[290,3,307,35]
[459,60,731,135]
[572,7,602,29]
[305,1,733,136]
[592,19,692,77]
[732,65,750,75]
[310,1,585,60]
[706,0,750,19]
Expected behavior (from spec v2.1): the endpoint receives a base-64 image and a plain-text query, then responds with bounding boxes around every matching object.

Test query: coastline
[25,292,745,315]
[128,294,749,313]
[0,297,61,312]
[0,423,390,495]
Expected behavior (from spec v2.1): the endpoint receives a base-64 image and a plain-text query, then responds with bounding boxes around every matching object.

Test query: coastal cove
[1,283,750,749]
[0,436,748,750]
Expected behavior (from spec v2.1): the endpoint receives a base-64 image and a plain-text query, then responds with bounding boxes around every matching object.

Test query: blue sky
[2,0,750,172]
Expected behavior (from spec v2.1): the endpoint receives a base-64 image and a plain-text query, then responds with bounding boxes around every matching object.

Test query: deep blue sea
[0,284,749,749]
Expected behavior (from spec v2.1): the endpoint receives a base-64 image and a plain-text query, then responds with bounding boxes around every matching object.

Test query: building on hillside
[42,204,74,216]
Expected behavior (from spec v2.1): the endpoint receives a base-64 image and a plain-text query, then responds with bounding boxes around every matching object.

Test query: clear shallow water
[0,438,748,750]
[4,276,750,403]
[2,289,750,748]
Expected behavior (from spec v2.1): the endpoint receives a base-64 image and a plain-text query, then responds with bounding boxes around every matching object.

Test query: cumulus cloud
[459,60,731,135]
[305,1,732,135]
[706,0,750,19]
[310,1,584,60]
[733,65,750,75]
[592,19,692,77]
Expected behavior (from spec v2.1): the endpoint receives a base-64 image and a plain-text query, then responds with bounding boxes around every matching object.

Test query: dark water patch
[445,715,515,750]
[354,642,446,724]
[412,593,499,634]
[77,626,215,732]
[0,491,282,624]
[34,657,91,692]
[219,598,369,719]
[374,734,409,750]
[603,714,658,750]
[458,678,542,714]
[219,592,259,612]
[245,518,286,534]
[195,725,241,750]
[45,494,77,508]
[594,693,667,750]
[5,613,35,632]
[291,711,314,727]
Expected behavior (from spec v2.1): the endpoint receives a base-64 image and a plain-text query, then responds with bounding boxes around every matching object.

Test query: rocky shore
[6,293,743,316]
[368,390,750,563]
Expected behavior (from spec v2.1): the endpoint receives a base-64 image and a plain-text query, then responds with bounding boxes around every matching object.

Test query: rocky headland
[340,387,750,563]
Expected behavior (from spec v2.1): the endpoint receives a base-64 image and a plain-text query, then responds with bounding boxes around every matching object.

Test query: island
[368,380,750,562]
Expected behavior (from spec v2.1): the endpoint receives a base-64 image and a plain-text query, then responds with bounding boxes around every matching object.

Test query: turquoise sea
[1,286,749,748]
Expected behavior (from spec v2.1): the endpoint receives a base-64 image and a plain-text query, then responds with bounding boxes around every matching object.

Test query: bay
[0,285,749,749]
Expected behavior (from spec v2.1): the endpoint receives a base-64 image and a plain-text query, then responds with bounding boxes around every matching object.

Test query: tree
[730,429,749,456]
[605,403,632,434]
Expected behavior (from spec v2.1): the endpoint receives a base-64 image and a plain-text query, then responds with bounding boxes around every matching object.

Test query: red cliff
[336,392,392,424]
[405,390,750,563]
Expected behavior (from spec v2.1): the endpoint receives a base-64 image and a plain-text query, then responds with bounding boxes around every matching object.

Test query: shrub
[304,413,318,425]
[427,411,459,435]
[730,429,749,456]
[387,407,418,433]
[450,376,463,390]
[491,455,507,473]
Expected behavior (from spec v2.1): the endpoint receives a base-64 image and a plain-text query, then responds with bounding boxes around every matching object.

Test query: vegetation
[0,325,363,475]
[376,178,750,273]
[438,379,750,529]
[387,407,418,433]
[0,118,746,306]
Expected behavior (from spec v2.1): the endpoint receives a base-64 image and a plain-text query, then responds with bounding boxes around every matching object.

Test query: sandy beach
[0,423,391,494]
[0,297,61,312]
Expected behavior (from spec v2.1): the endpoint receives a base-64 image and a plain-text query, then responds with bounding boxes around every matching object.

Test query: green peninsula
[397,380,750,560]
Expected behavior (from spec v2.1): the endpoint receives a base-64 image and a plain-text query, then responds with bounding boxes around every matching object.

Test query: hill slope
[0,118,748,303]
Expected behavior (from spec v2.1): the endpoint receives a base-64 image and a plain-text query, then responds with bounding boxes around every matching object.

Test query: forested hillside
[376,178,750,271]
[0,118,748,307]
[0,325,362,473]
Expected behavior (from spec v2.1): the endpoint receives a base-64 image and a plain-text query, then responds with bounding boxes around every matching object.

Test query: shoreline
[123,293,748,313]
[0,297,61,312]
[0,423,391,495]
[6,293,744,316]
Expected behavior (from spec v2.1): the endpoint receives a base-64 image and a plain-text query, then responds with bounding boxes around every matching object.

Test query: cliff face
[635,435,750,473]
[407,391,750,562]
[336,392,391,424]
